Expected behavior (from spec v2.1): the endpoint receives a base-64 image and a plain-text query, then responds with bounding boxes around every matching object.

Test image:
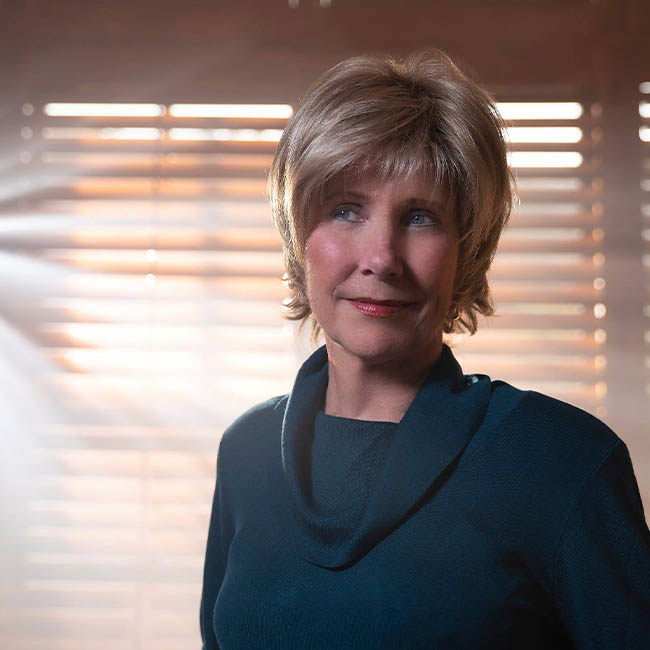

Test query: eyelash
[331,206,439,227]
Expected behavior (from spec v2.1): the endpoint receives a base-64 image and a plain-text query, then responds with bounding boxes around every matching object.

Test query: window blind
[450,97,607,419]
[641,83,650,401]
[1,103,298,650]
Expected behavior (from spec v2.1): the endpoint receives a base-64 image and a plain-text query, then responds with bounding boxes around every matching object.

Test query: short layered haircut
[268,50,513,343]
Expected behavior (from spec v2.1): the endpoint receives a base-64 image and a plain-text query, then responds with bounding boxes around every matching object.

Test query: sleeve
[553,440,650,648]
[200,438,235,650]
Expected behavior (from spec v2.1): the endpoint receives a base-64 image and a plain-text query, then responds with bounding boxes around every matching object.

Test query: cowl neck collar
[280,343,492,568]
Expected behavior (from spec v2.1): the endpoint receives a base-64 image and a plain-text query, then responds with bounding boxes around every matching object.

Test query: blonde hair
[268,50,513,345]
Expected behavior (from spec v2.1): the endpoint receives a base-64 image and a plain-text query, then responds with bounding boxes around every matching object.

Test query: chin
[326,330,419,366]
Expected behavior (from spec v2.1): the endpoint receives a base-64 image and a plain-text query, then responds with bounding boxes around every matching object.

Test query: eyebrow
[323,190,449,213]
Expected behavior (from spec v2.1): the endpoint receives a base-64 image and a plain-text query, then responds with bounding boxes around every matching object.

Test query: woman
[200,51,650,649]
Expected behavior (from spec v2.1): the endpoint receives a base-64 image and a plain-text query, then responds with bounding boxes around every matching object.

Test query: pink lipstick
[348,299,412,317]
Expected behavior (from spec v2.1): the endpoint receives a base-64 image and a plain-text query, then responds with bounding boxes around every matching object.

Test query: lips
[349,297,414,306]
[346,298,415,318]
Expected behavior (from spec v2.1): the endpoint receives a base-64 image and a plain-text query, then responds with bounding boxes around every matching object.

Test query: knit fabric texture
[310,411,395,519]
[200,344,650,649]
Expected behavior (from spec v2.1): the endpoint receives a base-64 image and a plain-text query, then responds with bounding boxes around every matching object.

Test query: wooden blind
[1,102,298,650]
[451,97,607,419]
[641,83,650,403]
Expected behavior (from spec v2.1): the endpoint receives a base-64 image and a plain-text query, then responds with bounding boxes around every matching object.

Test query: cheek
[304,228,353,294]
[414,240,459,298]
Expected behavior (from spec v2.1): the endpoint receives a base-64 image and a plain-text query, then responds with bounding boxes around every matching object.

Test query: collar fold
[280,344,492,568]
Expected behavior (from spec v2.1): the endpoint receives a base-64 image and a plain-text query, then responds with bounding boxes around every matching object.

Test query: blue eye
[408,212,437,227]
[332,206,361,221]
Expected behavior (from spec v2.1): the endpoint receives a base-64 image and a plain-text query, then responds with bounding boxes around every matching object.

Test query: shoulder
[464,383,629,583]
[219,393,288,458]
[513,388,620,453]
[483,381,623,487]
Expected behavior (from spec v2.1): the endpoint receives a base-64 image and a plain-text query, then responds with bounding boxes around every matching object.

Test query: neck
[322,339,443,423]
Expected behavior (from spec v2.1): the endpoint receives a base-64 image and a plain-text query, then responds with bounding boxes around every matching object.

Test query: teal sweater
[200,344,650,649]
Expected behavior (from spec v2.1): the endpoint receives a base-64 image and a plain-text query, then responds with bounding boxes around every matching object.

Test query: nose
[358,222,404,280]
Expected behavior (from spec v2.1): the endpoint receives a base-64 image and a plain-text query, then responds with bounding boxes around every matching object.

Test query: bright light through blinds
[496,102,583,120]
[641,127,650,143]
[168,128,283,142]
[42,127,163,140]
[507,151,584,168]
[44,103,165,117]
[640,82,650,94]
[640,102,650,119]
[505,127,583,143]
[168,104,293,118]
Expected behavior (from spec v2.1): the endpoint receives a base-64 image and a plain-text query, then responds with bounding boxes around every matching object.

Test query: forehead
[320,168,451,208]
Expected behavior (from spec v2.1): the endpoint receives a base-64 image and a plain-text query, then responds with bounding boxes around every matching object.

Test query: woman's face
[304,169,459,368]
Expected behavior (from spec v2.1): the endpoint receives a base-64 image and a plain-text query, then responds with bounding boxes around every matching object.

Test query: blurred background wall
[0,0,648,648]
